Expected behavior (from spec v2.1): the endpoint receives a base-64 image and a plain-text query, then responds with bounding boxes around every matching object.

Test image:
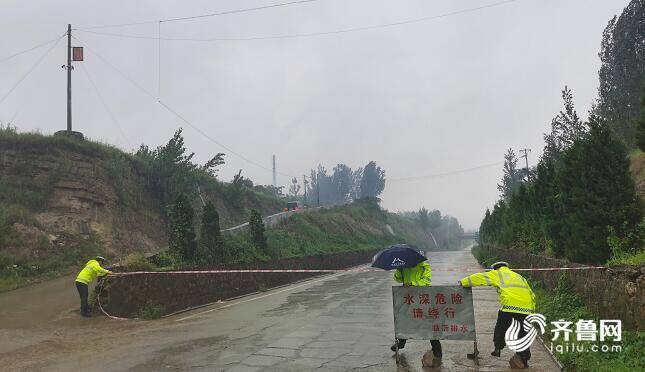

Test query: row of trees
[299,161,386,206]
[166,195,270,265]
[481,88,643,264]
[401,208,464,250]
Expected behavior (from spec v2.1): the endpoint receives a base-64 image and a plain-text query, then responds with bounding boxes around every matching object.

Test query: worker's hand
[457,280,462,287]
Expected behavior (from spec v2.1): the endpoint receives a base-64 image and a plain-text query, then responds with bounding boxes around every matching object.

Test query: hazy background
[0,0,630,229]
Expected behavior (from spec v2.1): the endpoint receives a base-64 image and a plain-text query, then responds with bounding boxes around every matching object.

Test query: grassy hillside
[219,199,435,265]
[0,127,284,291]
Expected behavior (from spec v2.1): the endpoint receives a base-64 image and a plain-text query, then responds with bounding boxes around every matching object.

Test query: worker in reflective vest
[459,261,536,369]
[75,256,112,317]
[391,257,442,368]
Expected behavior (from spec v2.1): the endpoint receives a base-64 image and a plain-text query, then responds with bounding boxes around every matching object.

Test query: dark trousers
[397,339,442,358]
[494,310,531,362]
[76,281,89,315]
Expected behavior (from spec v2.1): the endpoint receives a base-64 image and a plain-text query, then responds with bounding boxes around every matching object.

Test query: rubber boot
[390,339,406,352]
[422,351,442,368]
[509,353,528,369]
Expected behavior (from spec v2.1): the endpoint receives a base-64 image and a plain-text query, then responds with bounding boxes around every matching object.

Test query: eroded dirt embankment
[99,250,378,318]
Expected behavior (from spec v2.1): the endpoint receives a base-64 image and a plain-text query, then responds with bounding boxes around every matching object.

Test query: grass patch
[532,275,644,371]
[607,249,645,266]
[138,301,164,320]
[124,252,156,271]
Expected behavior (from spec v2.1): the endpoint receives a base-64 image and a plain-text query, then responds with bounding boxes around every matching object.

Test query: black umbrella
[371,244,427,270]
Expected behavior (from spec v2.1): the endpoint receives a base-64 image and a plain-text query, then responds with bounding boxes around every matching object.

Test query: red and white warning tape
[106,266,607,276]
[511,266,606,272]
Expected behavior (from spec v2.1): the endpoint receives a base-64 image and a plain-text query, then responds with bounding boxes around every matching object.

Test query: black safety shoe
[390,340,406,352]
[491,349,501,357]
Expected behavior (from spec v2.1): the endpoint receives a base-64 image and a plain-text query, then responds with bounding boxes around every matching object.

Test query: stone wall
[98,250,379,318]
[478,246,644,331]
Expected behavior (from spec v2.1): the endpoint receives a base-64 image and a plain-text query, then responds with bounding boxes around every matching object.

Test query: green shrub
[138,301,164,320]
[124,253,155,271]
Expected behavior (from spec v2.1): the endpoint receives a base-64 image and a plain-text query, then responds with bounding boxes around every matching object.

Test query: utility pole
[316,172,320,207]
[303,175,308,203]
[272,155,277,188]
[66,24,72,133]
[519,148,531,180]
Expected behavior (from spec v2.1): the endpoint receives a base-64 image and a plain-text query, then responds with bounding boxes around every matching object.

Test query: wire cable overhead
[0,34,65,106]
[77,0,322,30]
[76,0,520,42]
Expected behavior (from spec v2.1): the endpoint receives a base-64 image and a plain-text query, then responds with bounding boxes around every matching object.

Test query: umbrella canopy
[371,244,427,270]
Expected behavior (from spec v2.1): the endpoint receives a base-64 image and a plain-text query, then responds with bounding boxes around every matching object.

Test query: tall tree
[497,149,523,201]
[543,87,587,160]
[288,177,301,197]
[135,128,199,210]
[595,0,645,147]
[168,194,197,262]
[198,201,223,265]
[249,209,268,254]
[418,207,430,232]
[202,153,225,177]
[332,164,353,204]
[557,117,642,263]
[636,86,645,151]
[359,161,386,199]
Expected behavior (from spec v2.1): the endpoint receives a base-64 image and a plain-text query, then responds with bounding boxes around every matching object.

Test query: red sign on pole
[72,47,83,61]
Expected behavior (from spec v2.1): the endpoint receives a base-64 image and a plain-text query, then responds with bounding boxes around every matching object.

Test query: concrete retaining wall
[478,246,644,330]
[99,250,378,318]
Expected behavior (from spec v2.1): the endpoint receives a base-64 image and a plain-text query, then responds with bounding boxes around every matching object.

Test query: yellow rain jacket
[459,266,536,314]
[75,259,111,285]
[394,261,432,286]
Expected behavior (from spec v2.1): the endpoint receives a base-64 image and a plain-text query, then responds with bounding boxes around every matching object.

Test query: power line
[160,0,321,23]
[0,34,65,106]
[388,161,503,182]
[77,0,322,30]
[74,36,300,178]
[76,0,521,42]
[0,36,60,63]
[79,63,133,148]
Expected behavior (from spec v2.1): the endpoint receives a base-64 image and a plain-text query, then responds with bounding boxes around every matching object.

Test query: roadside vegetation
[153,198,434,269]
[478,1,645,266]
[472,246,644,371]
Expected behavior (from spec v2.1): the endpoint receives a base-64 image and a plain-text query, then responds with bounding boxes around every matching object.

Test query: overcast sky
[0,0,630,229]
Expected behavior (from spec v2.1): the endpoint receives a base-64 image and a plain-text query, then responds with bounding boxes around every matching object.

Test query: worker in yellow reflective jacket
[75,256,112,317]
[391,257,442,367]
[459,261,536,369]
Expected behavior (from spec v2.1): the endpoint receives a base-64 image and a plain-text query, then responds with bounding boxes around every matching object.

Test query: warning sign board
[392,286,476,341]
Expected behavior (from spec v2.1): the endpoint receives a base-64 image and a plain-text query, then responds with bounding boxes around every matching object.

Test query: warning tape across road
[106,266,607,276]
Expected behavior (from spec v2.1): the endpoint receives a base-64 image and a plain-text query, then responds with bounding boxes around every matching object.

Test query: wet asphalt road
[0,248,560,371]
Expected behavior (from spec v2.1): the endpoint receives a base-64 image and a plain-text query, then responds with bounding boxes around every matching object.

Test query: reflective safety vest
[460,266,536,314]
[394,261,432,286]
[75,260,111,285]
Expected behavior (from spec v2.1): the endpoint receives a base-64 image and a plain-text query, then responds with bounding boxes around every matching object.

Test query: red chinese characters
[419,293,430,304]
[404,293,415,305]
[435,293,446,305]
[451,293,463,304]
